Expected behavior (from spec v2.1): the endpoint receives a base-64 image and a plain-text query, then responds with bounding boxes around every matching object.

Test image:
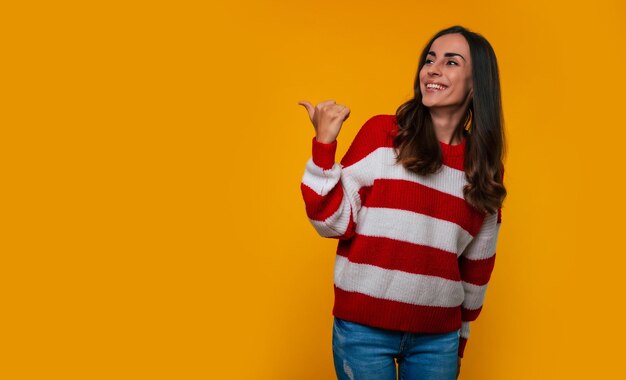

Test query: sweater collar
[438,135,466,157]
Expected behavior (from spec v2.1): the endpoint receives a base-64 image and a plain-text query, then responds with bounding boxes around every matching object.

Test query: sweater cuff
[458,337,467,358]
[311,137,337,170]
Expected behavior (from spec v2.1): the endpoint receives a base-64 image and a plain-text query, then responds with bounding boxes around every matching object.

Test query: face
[419,33,473,110]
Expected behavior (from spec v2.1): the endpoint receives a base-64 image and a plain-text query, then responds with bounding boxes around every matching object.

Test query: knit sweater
[300,114,502,358]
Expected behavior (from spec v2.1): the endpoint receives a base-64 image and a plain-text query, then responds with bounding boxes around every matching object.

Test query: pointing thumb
[298,100,315,121]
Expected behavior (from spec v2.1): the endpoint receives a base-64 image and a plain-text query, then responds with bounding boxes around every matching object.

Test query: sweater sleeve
[300,116,381,240]
[457,166,505,358]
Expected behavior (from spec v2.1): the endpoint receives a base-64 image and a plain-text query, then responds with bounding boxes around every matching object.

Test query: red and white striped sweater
[300,114,502,358]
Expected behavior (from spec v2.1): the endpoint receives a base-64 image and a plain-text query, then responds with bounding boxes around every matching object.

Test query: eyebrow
[427,51,466,62]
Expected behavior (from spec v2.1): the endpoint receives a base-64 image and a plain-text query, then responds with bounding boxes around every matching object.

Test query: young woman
[298,25,506,380]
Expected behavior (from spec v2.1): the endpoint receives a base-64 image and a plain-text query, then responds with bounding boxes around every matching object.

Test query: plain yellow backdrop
[1,0,625,378]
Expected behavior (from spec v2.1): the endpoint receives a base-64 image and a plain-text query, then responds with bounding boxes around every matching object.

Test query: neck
[428,92,473,144]
[429,107,467,145]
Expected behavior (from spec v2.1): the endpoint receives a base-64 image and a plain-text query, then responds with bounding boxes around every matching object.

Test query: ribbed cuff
[458,337,467,358]
[312,137,337,170]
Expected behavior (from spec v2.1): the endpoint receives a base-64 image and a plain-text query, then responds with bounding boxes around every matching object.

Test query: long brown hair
[394,25,506,214]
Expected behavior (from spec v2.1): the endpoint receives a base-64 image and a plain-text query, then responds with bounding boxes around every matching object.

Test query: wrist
[315,134,337,144]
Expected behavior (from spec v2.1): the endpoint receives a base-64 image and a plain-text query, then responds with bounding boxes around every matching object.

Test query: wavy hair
[394,25,506,214]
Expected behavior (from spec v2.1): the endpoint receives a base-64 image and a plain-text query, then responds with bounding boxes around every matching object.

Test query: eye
[424,59,459,65]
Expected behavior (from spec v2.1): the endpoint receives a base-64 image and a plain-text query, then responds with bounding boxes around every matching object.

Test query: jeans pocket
[334,317,351,332]
[334,317,376,338]
[334,317,369,332]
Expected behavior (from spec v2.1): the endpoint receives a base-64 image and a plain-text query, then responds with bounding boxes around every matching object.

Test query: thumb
[297,100,315,120]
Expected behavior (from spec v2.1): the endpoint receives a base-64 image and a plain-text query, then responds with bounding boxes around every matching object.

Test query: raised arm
[299,104,384,240]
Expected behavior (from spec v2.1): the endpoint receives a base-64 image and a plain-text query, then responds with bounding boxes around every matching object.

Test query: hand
[298,99,350,144]
[456,356,461,379]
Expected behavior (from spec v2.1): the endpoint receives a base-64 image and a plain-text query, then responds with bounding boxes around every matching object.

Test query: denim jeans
[332,317,460,380]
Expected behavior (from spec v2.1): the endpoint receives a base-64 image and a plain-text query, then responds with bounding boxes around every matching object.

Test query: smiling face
[419,33,473,111]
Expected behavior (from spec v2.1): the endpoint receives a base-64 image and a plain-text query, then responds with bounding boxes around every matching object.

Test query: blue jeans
[332,317,460,380]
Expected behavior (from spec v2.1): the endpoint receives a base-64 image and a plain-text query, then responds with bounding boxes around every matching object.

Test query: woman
[298,25,506,380]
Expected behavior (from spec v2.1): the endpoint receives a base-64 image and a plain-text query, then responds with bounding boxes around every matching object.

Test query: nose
[427,63,441,76]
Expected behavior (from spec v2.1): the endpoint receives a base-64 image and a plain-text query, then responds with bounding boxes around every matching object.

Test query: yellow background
[2,0,625,378]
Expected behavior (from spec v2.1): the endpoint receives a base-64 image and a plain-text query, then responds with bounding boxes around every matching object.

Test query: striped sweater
[300,114,502,358]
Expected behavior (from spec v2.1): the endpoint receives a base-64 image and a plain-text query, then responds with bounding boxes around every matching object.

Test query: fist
[298,99,350,144]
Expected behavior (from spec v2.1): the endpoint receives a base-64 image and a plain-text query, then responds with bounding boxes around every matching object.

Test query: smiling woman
[299,25,506,380]
[396,26,506,215]
[420,34,474,113]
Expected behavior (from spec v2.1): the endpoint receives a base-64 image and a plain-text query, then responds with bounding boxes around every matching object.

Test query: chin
[421,99,434,108]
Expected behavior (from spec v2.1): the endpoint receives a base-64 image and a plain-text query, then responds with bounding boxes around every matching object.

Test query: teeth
[426,83,446,90]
